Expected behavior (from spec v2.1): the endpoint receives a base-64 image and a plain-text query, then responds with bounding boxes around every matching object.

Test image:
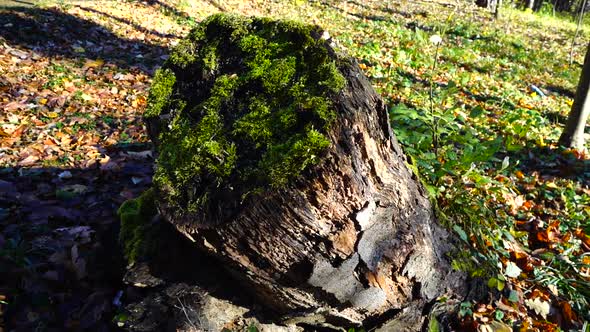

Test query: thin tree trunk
[569,0,587,64]
[495,0,503,18]
[559,42,590,150]
[527,0,535,10]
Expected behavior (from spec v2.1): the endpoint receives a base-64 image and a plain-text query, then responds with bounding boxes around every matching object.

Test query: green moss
[118,188,158,264]
[144,68,176,118]
[148,13,346,217]
[169,39,198,69]
[261,126,331,187]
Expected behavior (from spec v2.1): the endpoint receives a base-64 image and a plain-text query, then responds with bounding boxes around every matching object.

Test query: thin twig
[430,45,440,158]
[175,297,199,330]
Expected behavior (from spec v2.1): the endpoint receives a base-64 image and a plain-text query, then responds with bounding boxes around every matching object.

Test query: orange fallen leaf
[43,137,57,146]
[0,127,10,138]
[518,99,535,109]
[59,135,72,147]
[522,200,534,210]
[558,300,578,325]
[536,227,560,244]
[11,124,26,138]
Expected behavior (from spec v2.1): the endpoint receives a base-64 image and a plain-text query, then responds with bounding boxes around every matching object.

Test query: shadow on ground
[0,142,154,330]
[0,6,170,74]
[505,146,590,183]
[0,141,263,331]
[0,4,274,331]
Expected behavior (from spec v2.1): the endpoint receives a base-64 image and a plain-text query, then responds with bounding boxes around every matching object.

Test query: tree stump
[144,14,466,328]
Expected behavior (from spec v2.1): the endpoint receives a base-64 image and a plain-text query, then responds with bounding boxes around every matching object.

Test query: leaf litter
[0,0,588,330]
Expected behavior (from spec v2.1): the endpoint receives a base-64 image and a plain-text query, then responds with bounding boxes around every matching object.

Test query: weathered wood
[146,14,467,328]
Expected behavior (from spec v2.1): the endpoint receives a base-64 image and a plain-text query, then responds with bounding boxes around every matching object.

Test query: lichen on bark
[145,13,345,220]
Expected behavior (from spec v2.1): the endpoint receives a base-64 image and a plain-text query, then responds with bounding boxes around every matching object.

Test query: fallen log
[142,13,467,329]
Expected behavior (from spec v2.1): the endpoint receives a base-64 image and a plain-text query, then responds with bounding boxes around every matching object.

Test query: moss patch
[146,13,345,217]
[118,188,159,264]
[144,68,177,118]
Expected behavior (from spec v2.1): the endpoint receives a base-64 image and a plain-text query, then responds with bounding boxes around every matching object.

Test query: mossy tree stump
[144,14,466,328]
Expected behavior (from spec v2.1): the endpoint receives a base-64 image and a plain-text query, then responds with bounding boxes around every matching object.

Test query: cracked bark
[151,55,467,328]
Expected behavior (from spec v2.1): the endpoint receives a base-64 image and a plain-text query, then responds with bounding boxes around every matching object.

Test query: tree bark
[526,0,535,10]
[146,15,467,328]
[495,0,503,18]
[559,42,590,150]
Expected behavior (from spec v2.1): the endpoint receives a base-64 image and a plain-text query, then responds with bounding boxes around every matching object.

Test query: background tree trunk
[526,0,535,10]
[495,0,503,18]
[559,42,590,150]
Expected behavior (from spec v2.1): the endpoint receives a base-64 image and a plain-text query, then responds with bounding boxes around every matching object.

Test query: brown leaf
[558,301,578,324]
[47,96,67,108]
[3,101,27,111]
[17,155,39,167]
[574,229,590,248]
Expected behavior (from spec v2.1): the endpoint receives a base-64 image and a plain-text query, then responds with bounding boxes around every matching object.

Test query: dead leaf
[47,96,67,108]
[43,137,57,146]
[503,192,525,215]
[0,127,10,138]
[11,124,26,138]
[83,59,104,70]
[3,101,27,111]
[525,297,550,319]
[18,155,39,166]
[488,320,512,332]
[558,300,578,325]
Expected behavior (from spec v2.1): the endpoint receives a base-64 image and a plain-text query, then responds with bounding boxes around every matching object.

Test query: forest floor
[0,0,588,331]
